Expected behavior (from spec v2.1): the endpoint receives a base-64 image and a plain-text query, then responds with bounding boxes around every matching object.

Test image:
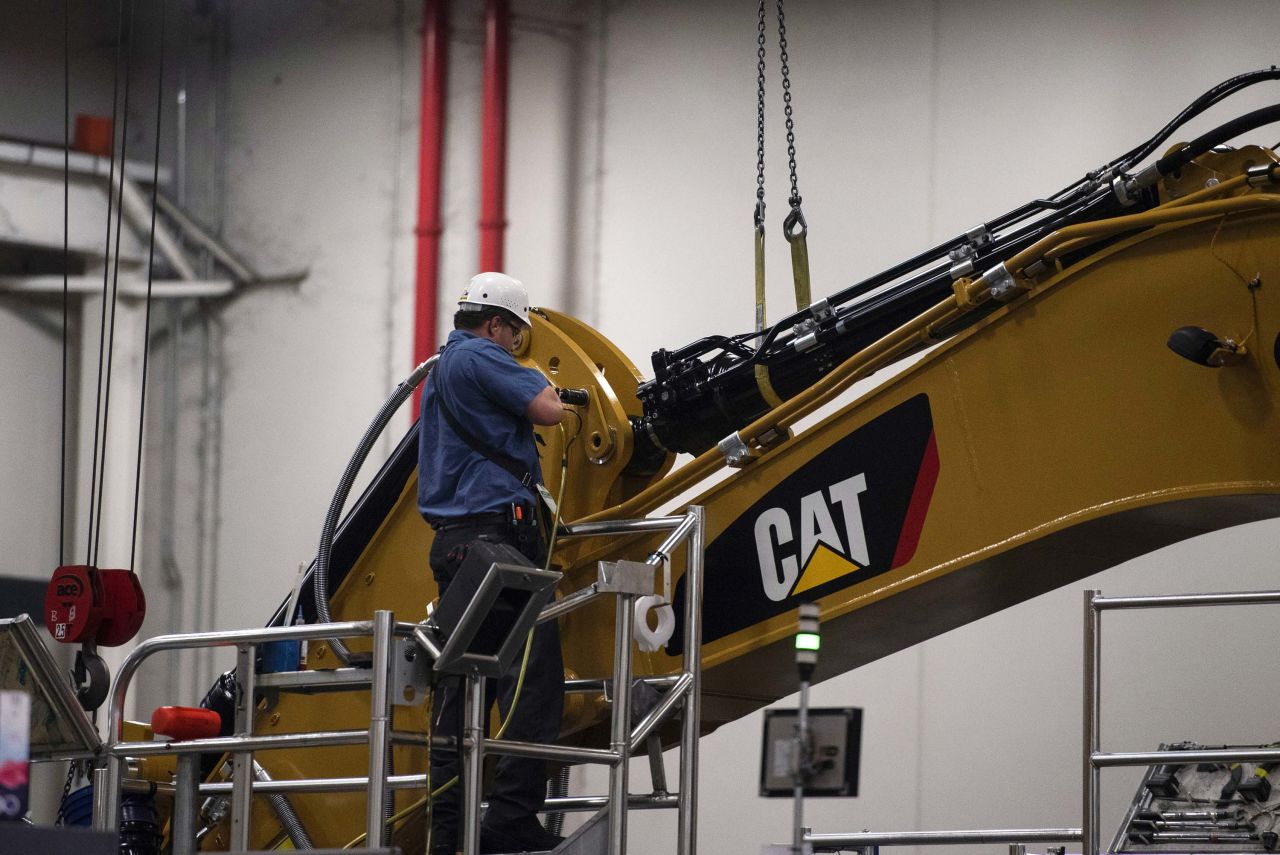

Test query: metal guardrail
[452,506,706,855]
[92,506,706,855]
[1082,588,1280,855]
[805,828,1083,849]
[94,614,403,851]
[803,586,1280,855]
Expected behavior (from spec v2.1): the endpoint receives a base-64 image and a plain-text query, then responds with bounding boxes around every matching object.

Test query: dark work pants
[428,522,564,839]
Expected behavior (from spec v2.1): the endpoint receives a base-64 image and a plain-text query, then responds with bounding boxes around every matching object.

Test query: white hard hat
[459,272,531,327]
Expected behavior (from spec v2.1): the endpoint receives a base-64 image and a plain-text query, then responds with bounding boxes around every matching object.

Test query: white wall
[0,1,159,583]
[5,0,1280,850]
[585,2,1280,853]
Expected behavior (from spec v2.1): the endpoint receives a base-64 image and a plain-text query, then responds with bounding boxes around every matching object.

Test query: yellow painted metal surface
[192,159,1280,851]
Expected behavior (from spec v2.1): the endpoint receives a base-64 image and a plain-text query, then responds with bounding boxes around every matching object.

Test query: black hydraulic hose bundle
[1145,103,1280,185]
[633,69,1280,458]
[314,357,435,665]
[1116,66,1280,170]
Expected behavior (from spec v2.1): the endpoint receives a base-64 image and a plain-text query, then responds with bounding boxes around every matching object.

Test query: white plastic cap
[458,272,531,327]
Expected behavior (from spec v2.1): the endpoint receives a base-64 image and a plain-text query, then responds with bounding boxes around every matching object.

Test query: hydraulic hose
[254,761,314,849]
[315,357,435,665]
[1116,67,1280,171]
[1146,103,1280,185]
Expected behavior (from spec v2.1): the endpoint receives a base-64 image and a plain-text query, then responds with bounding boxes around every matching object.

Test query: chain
[754,0,767,228]
[54,759,79,824]
[776,0,801,209]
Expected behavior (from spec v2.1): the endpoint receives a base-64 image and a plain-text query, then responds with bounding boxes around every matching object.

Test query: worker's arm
[525,385,565,426]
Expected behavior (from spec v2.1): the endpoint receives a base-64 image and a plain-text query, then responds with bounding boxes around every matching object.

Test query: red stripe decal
[890,429,939,569]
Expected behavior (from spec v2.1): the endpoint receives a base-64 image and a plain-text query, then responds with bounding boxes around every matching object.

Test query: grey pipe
[253,761,313,849]
[314,357,433,664]
[173,755,200,855]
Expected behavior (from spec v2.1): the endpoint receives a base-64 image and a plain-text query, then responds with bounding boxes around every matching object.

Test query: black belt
[432,511,509,533]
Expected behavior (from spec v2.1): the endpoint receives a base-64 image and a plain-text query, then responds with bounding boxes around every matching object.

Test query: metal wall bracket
[807,298,834,323]
[790,300,833,353]
[717,432,756,467]
[1111,173,1138,207]
[392,637,432,706]
[984,262,1027,302]
[598,561,656,597]
[949,244,977,280]
[1247,162,1280,186]
[966,224,992,248]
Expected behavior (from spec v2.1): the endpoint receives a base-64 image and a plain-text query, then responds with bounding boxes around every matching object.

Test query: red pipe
[479,0,510,272]
[413,0,449,410]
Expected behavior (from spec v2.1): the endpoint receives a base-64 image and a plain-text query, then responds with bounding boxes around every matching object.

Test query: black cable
[1153,104,1280,179]
[1115,67,1280,172]
[60,0,70,566]
[129,0,166,571]
[92,0,138,566]
[85,0,127,563]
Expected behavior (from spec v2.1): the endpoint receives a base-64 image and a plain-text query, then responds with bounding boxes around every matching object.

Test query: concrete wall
[4,0,1280,849]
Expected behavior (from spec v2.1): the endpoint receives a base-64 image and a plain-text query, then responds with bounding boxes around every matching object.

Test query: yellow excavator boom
[193,136,1280,851]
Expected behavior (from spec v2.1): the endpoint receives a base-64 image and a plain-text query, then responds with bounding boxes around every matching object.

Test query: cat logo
[668,393,939,654]
[755,473,869,602]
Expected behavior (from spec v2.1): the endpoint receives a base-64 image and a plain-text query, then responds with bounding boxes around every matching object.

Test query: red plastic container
[151,706,222,742]
[73,114,113,157]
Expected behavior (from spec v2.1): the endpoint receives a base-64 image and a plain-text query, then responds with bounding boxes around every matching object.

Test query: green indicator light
[795,632,821,651]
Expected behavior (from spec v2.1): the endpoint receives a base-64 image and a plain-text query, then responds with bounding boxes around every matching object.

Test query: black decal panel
[669,394,937,653]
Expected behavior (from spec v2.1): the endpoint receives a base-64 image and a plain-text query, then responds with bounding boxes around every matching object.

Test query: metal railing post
[92,761,118,831]
[230,643,257,851]
[366,609,395,848]
[793,678,811,854]
[462,675,486,855]
[1082,589,1101,855]
[609,587,636,855]
[173,753,201,855]
[678,506,704,855]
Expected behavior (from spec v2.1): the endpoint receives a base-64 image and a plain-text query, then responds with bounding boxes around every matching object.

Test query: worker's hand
[555,387,590,406]
[526,384,567,426]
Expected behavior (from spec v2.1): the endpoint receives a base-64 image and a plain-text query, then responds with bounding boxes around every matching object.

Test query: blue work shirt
[418,329,550,524]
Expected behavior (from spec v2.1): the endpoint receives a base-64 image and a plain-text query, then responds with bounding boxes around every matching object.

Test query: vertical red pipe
[413,0,449,410]
[479,0,510,272]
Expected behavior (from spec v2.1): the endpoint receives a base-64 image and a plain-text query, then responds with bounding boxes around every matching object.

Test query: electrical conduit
[412,0,449,411]
[479,0,510,272]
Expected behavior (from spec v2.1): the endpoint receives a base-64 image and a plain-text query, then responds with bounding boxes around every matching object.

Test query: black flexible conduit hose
[314,356,435,665]
[545,766,571,836]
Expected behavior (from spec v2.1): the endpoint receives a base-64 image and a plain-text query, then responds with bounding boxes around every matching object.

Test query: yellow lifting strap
[784,203,812,311]
[752,202,784,408]
[754,206,784,407]
[754,211,767,333]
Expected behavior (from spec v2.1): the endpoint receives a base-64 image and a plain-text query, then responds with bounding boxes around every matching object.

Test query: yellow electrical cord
[344,417,577,851]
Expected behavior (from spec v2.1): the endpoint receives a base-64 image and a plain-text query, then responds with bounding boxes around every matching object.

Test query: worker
[418,272,566,855]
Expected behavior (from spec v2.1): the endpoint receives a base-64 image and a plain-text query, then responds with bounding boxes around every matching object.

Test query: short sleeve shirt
[417,329,550,524]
